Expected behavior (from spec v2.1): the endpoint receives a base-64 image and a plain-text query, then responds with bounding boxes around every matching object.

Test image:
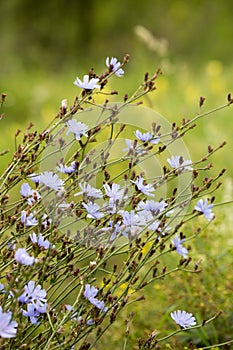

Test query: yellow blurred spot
[209,77,225,95]
[156,77,169,96]
[119,283,133,294]
[142,241,152,255]
[41,106,57,124]
[206,60,223,77]
[153,283,160,290]
[185,83,200,104]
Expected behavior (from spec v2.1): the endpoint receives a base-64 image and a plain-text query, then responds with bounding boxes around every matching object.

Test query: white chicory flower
[167,155,192,171]
[66,119,88,140]
[106,57,124,77]
[170,310,196,328]
[73,75,100,90]
[194,198,214,221]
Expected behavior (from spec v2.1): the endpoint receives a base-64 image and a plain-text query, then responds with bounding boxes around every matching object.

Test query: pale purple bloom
[91,299,106,310]
[103,183,125,214]
[0,307,18,338]
[82,201,104,219]
[123,139,145,155]
[87,319,94,326]
[19,281,47,324]
[84,284,107,312]
[103,183,125,202]
[84,284,98,300]
[137,207,153,223]
[0,284,14,298]
[167,155,192,171]
[135,130,160,144]
[65,304,78,320]
[137,199,167,216]
[105,198,121,214]
[74,75,100,90]
[22,303,41,324]
[75,182,103,199]
[120,210,145,237]
[18,281,47,306]
[20,183,32,197]
[148,220,160,231]
[21,210,38,226]
[15,248,36,266]
[171,234,188,258]
[28,173,41,183]
[7,240,16,251]
[57,161,76,174]
[194,199,214,222]
[66,119,89,140]
[157,224,172,237]
[58,201,72,210]
[121,210,144,227]
[105,220,121,241]
[106,57,124,77]
[30,233,52,249]
[40,171,64,191]
[20,183,41,205]
[170,310,196,328]
[123,139,134,153]
[131,176,155,197]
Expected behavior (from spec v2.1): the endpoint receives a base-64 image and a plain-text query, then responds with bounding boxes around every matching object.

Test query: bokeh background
[1,0,233,172]
[1,1,233,347]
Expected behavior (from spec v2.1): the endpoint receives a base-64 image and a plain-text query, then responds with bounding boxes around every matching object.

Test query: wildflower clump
[0,55,232,349]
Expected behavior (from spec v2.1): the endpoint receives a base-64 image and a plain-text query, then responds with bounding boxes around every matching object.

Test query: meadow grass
[1,59,232,349]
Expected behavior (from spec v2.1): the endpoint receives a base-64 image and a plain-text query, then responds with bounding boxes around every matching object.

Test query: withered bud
[210,196,215,203]
[162,266,167,275]
[1,93,7,103]
[61,99,67,114]
[205,163,213,169]
[220,141,227,148]
[104,170,110,181]
[202,319,207,326]
[89,261,97,269]
[173,187,178,195]
[73,268,79,276]
[219,168,226,176]
[26,122,34,130]
[139,281,148,289]
[0,149,9,156]
[199,96,206,107]
[227,92,233,104]
[184,257,192,267]
[110,90,118,95]
[137,250,142,261]
[123,54,130,63]
[131,276,139,285]
[135,295,145,302]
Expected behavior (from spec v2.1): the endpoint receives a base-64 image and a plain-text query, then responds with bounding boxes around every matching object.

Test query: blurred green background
[1,0,233,173]
[1,1,233,347]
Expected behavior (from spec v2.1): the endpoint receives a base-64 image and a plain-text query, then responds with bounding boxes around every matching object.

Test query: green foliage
[1,3,233,345]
